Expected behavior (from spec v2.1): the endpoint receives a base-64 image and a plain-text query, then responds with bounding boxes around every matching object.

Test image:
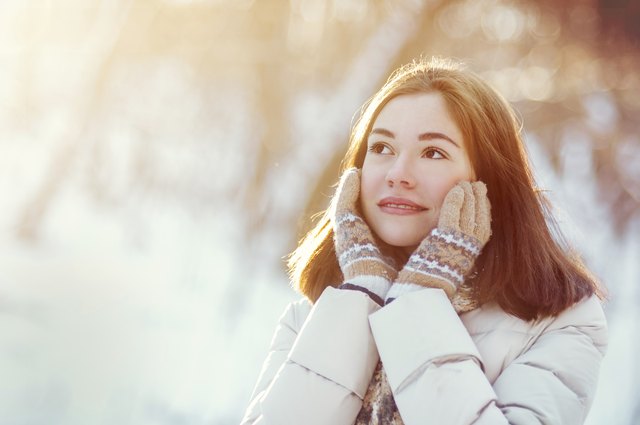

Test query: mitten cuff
[385,282,425,304]
[396,269,457,299]
[339,276,392,306]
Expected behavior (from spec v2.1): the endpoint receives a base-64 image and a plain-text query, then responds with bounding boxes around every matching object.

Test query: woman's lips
[377,197,427,215]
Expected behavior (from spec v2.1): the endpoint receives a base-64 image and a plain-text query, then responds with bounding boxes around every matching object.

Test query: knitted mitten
[385,181,491,304]
[333,168,397,306]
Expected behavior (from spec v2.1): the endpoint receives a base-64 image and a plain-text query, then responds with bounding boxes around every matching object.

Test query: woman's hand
[386,181,491,303]
[333,168,397,305]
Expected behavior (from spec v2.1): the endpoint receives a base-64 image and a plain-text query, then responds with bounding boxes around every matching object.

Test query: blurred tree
[6,0,639,245]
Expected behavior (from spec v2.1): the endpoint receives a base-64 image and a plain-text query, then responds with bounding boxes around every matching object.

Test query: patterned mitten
[333,168,398,306]
[385,181,491,304]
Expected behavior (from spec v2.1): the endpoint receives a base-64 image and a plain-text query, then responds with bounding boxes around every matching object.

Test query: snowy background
[1,1,639,424]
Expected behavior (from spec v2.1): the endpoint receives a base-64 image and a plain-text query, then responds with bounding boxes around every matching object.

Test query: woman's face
[360,92,475,249]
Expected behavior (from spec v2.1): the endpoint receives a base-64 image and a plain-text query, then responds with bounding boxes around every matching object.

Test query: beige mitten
[386,181,491,303]
[333,168,397,305]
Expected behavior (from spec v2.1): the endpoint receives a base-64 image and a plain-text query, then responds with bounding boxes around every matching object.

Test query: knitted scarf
[354,284,478,424]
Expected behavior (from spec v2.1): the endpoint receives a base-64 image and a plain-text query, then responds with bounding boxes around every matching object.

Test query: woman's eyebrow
[369,128,395,138]
[418,132,460,148]
[370,127,460,149]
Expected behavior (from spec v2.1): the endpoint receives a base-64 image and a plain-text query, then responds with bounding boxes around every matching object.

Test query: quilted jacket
[240,286,608,424]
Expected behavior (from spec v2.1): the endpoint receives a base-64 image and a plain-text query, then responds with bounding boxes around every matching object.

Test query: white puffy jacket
[241,286,607,424]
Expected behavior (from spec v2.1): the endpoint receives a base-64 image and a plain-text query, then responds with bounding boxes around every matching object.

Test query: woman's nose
[386,156,416,188]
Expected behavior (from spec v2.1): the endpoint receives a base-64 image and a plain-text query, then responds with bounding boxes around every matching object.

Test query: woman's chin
[378,233,426,250]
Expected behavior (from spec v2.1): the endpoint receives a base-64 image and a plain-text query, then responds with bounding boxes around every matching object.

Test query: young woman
[240,57,608,424]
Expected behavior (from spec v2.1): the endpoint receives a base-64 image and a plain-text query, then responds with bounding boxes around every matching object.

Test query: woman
[240,57,608,424]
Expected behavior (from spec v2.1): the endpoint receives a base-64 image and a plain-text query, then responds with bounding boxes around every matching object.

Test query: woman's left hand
[386,181,491,303]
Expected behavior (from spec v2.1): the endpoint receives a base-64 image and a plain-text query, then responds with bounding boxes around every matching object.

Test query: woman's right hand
[333,168,397,304]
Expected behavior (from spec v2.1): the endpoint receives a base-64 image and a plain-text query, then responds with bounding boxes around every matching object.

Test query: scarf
[354,284,478,424]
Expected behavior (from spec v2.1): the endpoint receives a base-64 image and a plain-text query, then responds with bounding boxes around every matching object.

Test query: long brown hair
[288,57,605,320]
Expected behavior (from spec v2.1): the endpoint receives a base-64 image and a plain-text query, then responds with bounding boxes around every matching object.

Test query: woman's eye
[422,147,446,159]
[368,142,392,155]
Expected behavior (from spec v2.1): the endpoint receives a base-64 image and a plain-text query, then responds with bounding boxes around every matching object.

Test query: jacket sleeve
[240,286,382,425]
[368,288,608,425]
